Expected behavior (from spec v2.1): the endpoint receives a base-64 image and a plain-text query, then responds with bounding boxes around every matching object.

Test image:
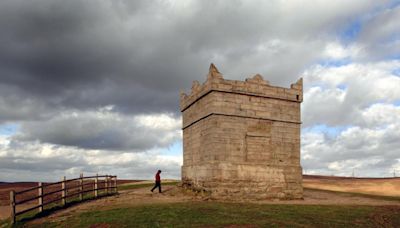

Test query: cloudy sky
[1,0,400,182]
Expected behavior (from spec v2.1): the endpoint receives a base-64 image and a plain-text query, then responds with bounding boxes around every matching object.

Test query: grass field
[16,202,400,228]
[2,176,400,227]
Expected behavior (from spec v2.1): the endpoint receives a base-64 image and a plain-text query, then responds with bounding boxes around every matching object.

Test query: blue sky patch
[336,83,348,90]
[317,58,351,68]
[340,19,362,43]
[388,1,400,9]
[303,124,351,138]
[0,123,19,136]
[391,68,400,77]
[386,53,400,61]
[163,141,182,156]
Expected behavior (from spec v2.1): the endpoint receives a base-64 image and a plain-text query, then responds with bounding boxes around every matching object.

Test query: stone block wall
[180,64,303,199]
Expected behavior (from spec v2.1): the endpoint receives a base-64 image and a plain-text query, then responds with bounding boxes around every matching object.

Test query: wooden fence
[9,174,118,224]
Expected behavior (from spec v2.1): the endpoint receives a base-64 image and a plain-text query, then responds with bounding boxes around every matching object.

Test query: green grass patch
[0,218,10,228]
[26,202,400,228]
[118,181,180,191]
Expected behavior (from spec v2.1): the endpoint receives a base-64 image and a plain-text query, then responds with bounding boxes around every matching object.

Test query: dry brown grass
[303,175,400,197]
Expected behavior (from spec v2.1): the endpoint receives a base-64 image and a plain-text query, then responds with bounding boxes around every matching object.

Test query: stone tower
[180,64,303,199]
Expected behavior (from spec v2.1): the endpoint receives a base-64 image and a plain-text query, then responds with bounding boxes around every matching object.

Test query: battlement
[180,63,303,112]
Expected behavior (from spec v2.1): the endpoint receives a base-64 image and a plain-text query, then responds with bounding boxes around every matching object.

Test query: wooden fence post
[110,176,113,193]
[79,173,83,201]
[38,182,43,212]
[94,174,98,198]
[105,175,108,195]
[10,190,16,224]
[61,176,66,206]
[115,175,118,193]
[108,175,111,194]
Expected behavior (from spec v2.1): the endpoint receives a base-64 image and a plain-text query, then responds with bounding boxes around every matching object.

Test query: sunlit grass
[25,202,400,228]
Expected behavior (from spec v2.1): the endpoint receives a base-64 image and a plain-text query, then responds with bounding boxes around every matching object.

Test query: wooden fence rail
[9,173,118,224]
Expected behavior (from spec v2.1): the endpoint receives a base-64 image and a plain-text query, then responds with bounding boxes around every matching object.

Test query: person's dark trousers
[151,181,161,193]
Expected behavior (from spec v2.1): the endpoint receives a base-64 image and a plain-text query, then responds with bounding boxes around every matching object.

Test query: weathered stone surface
[180,64,303,200]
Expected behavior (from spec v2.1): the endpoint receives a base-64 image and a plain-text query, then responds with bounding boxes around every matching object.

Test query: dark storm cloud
[0,84,53,123]
[0,0,380,122]
[0,0,191,116]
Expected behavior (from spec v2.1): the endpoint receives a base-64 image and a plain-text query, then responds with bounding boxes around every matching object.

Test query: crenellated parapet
[180,64,303,112]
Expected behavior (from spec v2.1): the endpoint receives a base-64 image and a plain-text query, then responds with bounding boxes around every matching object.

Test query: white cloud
[302,103,400,177]
[0,135,182,182]
[360,103,400,127]
[303,86,347,126]
[14,108,182,151]
[302,60,400,126]
[323,42,361,59]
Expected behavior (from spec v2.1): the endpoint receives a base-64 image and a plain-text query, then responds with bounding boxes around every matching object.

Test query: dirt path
[0,206,9,220]
[0,203,37,221]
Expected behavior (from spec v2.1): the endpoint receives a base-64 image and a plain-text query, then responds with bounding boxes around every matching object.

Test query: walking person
[151,170,162,193]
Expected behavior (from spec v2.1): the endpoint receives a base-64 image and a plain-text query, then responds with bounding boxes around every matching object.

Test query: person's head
[158,170,162,173]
